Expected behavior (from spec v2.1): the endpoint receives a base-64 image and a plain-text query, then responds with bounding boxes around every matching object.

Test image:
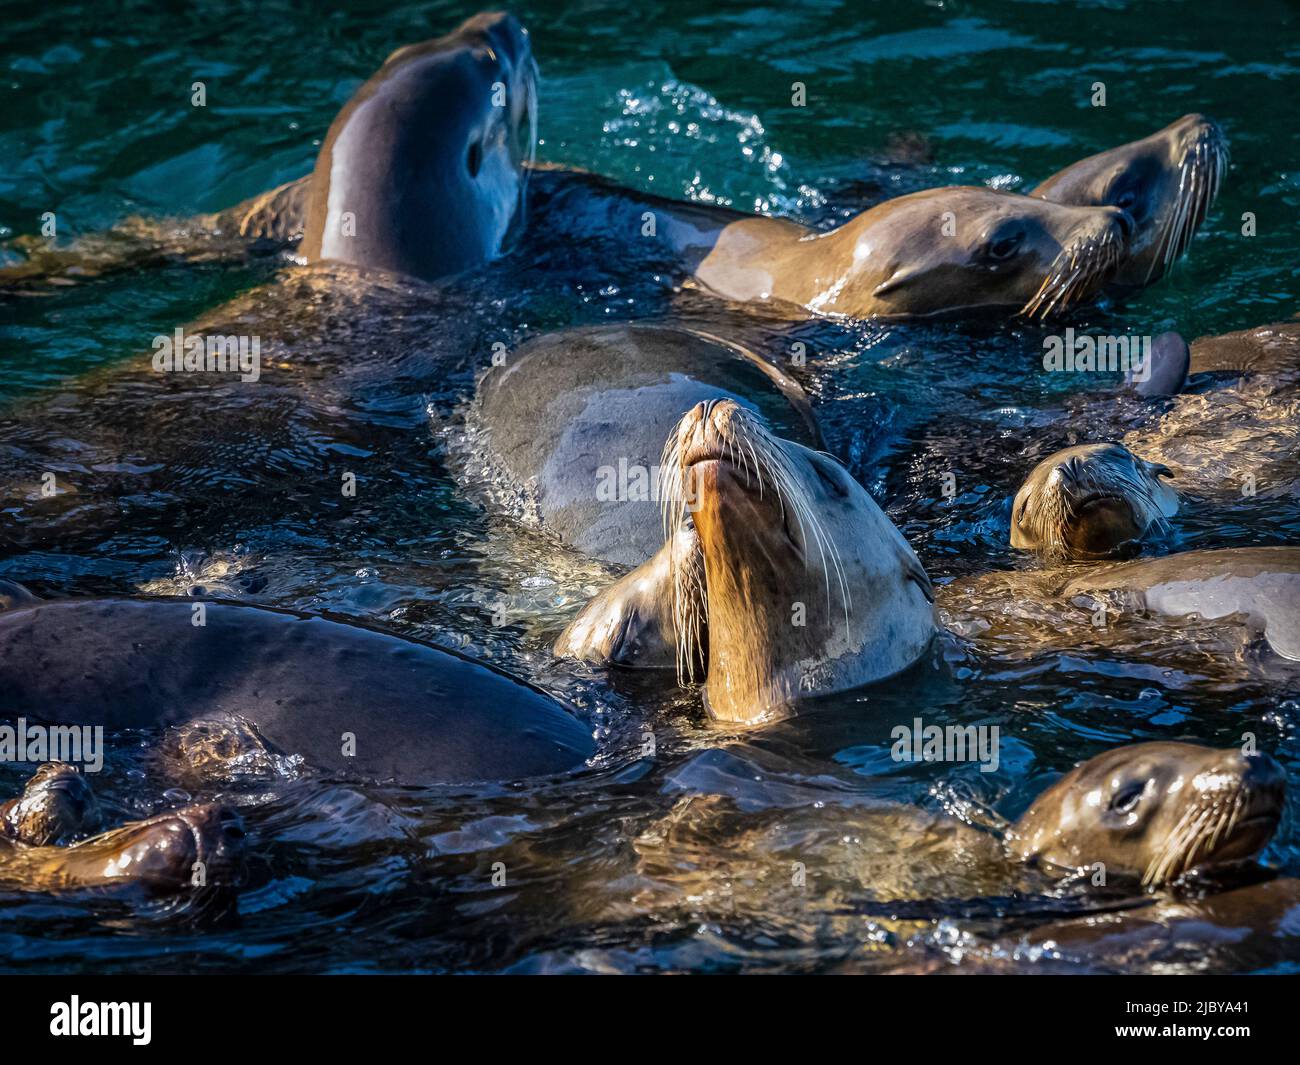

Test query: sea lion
[1010,443,1179,561]
[0,594,594,784]
[1187,319,1300,379]
[467,324,822,568]
[0,798,244,905]
[1006,742,1284,887]
[556,399,936,723]
[0,762,101,846]
[1031,113,1227,290]
[944,547,1300,668]
[1062,547,1300,661]
[0,11,535,289]
[298,11,536,279]
[687,186,1134,320]
[593,740,1282,960]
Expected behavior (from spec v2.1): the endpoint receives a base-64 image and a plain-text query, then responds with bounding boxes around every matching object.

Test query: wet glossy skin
[694,186,1133,319]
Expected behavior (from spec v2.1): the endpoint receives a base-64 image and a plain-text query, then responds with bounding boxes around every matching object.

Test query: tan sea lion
[687,186,1133,320]
[576,741,1282,969]
[1031,113,1227,290]
[0,798,244,904]
[1006,742,1284,887]
[1010,443,1179,561]
[557,399,936,723]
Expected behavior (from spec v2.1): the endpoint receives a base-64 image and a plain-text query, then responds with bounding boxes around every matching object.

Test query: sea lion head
[301,11,538,280]
[1032,114,1227,289]
[829,187,1132,319]
[1010,443,1178,561]
[1,762,101,846]
[658,400,935,723]
[1007,742,1284,887]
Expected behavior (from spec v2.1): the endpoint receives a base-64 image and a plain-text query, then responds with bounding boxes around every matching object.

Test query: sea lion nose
[1108,205,1135,241]
[1061,455,1085,486]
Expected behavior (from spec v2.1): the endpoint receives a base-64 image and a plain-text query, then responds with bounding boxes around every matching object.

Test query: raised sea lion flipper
[556,525,703,674]
[1127,330,1190,395]
[0,763,101,846]
[0,580,38,612]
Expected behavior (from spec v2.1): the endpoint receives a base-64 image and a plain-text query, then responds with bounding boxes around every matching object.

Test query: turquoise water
[0,0,1298,972]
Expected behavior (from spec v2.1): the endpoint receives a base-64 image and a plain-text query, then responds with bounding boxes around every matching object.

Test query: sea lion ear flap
[0,580,39,612]
[900,552,934,604]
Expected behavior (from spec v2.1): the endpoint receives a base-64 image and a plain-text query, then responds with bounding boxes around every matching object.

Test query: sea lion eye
[981,229,1024,263]
[1111,782,1144,813]
[467,141,484,178]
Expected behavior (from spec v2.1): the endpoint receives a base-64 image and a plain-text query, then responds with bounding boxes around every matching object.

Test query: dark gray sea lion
[0,595,594,784]
[1010,443,1178,561]
[1007,742,1284,887]
[468,324,822,567]
[557,400,936,723]
[0,11,535,289]
[299,11,536,279]
[1031,114,1227,290]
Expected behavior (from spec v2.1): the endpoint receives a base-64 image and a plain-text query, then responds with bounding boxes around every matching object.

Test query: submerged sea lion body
[944,547,1300,669]
[1062,547,1300,662]
[0,597,594,784]
[468,324,821,567]
[604,741,1281,948]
